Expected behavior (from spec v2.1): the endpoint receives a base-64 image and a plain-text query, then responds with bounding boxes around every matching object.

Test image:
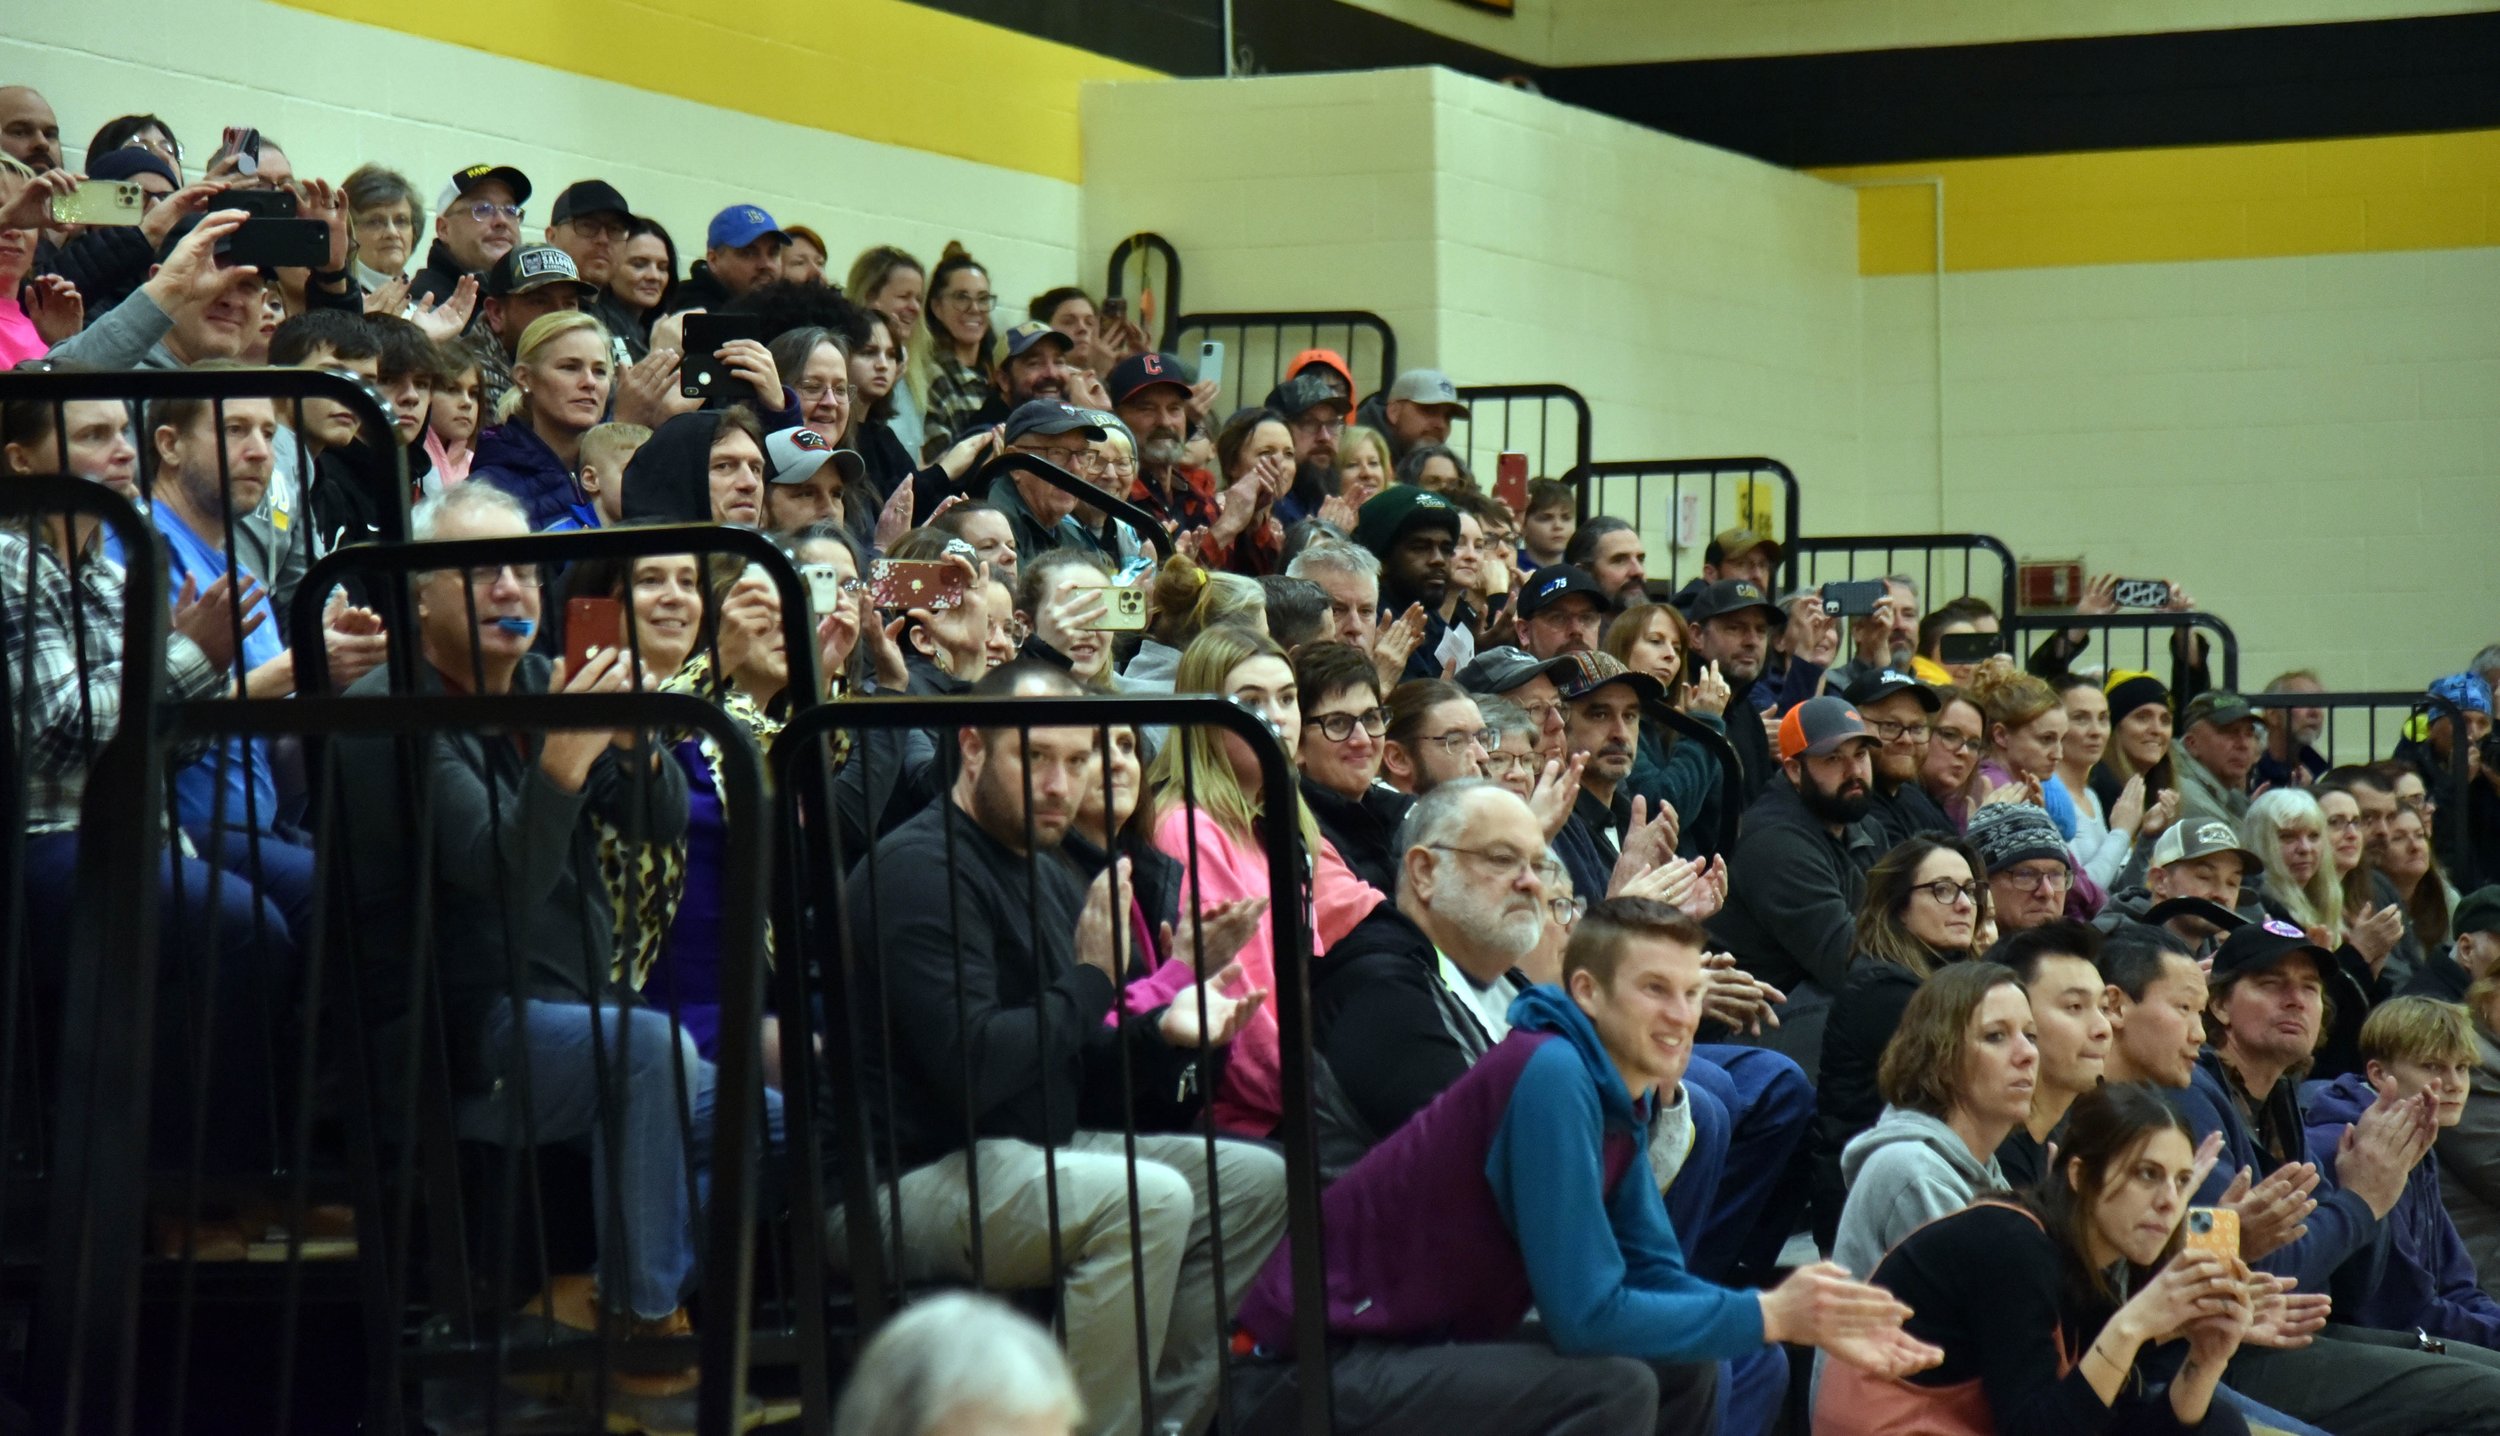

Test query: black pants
[2227,1321,2500,1436]
[1229,1340,1718,1436]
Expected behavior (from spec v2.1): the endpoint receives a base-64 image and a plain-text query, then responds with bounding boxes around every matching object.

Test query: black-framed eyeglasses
[1867,718,1931,743]
[1999,864,2071,891]
[1482,751,1538,776]
[1414,728,1495,756]
[1912,879,1985,907]
[1305,707,1390,742]
[445,562,546,589]
[1931,728,1983,756]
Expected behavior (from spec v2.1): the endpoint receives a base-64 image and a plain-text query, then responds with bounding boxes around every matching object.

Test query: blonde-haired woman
[468,311,613,530]
[1149,625,1383,1136]
[1335,424,1393,511]
[1122,553,1265,692]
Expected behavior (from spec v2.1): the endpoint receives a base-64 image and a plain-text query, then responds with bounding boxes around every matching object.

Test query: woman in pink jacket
[1149,624,1383,1136]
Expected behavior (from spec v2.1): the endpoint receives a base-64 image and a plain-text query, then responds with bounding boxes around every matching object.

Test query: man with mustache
[1707,695,1883,1074]
[970,319,1074,429]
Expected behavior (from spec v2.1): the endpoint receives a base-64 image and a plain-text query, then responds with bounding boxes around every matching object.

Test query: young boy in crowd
[2303,996,2500,1349]
[1519,477,1576,571]
[559,421,651,531]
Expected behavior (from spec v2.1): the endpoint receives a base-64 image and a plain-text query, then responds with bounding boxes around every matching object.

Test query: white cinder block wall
[1861,248,2500,691]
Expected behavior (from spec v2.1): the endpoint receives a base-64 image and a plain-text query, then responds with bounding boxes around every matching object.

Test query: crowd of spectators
[9,85,2500,1436]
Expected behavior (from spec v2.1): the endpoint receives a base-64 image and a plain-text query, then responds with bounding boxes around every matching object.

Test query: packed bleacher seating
[10,85,2500,1436]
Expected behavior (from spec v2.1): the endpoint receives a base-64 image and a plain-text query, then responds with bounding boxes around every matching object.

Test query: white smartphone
[1197,339,1225,389]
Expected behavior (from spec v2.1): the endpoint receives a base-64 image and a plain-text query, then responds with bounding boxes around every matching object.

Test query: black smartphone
[2113,578,2173,610]
[678,311,771,399]
[219,218,330,269]
[1818,579,1887,619]
[222,188,299,219]
[1937,630,2004,665]
[1102,296,1128,322]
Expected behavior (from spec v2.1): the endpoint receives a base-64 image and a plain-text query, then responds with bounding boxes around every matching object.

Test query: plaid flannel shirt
[3,524,221,834]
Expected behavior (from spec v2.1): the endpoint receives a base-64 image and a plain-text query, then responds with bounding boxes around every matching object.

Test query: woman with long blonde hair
[1148,625,1383,1136]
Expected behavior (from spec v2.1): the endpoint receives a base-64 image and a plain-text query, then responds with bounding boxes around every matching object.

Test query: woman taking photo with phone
[1013,547,1118,689]
[1819,1082,2272,1436]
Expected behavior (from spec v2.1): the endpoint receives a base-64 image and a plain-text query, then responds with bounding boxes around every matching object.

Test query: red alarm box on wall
[2020,560,2084,612]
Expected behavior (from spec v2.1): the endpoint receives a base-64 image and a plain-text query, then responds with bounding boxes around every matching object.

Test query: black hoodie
[620,410,726,523]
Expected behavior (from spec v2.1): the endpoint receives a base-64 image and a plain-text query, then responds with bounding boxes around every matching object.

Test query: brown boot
[611,1307,699,1400]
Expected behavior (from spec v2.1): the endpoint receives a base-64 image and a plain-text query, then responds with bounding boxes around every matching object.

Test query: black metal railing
[974,452,1176,564]
[2243,689,2476,878]
[1449,384,1593,491]
[1104,232,1184,354]
[1575,457,1800,593]
[2007,610,2240,696]
[1171,311,1396,420]
[1785,532,2016,627]
[772,691,1335,1435]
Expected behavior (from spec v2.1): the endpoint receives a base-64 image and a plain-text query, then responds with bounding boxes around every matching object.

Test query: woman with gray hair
[834,1293,1080,1436]
[341,163,425,294]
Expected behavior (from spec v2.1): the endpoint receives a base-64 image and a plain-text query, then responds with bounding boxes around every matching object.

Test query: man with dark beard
[1352,484,1462,684]
[1111,351,1224,542]
[1845,668,1955,846]
[1707,696,1883,1073]
[970,319,1075,429]
[1265,375,1347,526]
[1688,578,1782,803]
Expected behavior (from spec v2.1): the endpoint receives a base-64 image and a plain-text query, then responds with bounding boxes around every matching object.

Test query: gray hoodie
[1829,1104,2005,1282]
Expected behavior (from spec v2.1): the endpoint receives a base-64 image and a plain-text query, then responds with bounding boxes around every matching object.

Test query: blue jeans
[1673,1047,1815,1283]
[23,830,298,1173]
[456,999,783,1319]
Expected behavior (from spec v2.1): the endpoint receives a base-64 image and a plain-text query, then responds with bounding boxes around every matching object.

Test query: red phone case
[1494,453,1530,514]
[566,596,622,675]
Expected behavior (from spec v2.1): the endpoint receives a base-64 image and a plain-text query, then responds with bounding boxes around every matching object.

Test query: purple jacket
[2305,1071,2500,1348]
[1235,985,1765,1362]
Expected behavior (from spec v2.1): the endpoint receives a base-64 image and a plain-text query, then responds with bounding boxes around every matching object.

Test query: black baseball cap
[446,163,531,206]
[1107,351,1193,406]
[1265,375,1349,422]
[484,242,596,299]
[1688,578,1779,624]
[2454,886,2500,939]
[1457,646,1577,698]
[2210,919,2334,984]
[550,179,631,226]
[2143,897,2250,934]
[1844,667,1941,713]
[1001,319,1075,362]
[1516,565,1607,621]
[1003,399,1107,446]
[1351,484,1461,557]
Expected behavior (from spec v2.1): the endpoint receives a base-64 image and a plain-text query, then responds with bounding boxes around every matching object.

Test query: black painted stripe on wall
[1223,3,2500,168]
[1538,10,2500,167]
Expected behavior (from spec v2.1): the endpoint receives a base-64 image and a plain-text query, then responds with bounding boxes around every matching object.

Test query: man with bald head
[0,87,61,172]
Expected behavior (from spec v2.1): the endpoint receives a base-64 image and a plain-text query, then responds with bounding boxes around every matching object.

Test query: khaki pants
[830,1132,1288,1436]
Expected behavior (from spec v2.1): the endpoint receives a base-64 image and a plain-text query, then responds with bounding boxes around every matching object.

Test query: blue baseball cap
[706,204,787,251]
[2431,672,2494,718]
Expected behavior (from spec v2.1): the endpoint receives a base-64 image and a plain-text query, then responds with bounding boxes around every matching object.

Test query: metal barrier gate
[2005,610,2241,696]
[1577,457,1800,594]
[1449,384,1593,490]
[1171,311,1396,420]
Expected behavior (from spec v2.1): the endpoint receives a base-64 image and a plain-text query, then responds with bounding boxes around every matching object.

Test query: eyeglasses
[465,202,524,224]
[2400,793,2435,815]
[1426,843,1540,883]
[1512,700,1563,727]
[354,209,415,233]
[1546,895,1587,927]
[1913,879,1986,907]
[1931,728,1983,756]
[1413,728,1496,756]
[795,378,860,402]
[2326,814,2362,833]
[1481,751,1538,776]
[1999,864,2071,891]
[942,290,996,311]
[1305,707,1390,742]
[1867,718,1931,743]
[1002,618,1032,645]
[447,562,546,589]
[1020,445,1105,474]
[563,216,630,241]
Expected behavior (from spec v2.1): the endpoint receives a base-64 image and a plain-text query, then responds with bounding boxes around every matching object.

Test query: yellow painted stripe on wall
[268,0,1161,182]
[1817,129,2500,275]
